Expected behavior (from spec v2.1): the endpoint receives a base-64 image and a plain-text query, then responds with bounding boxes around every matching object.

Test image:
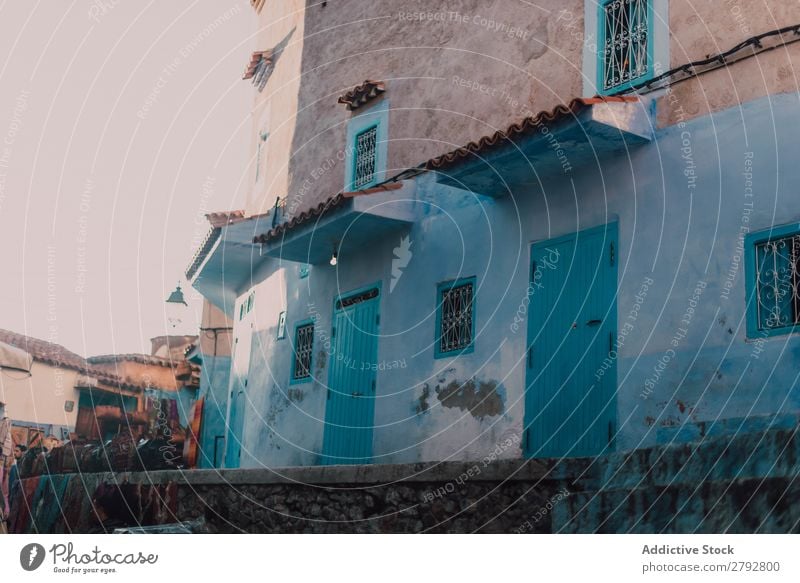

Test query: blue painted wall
[227,92,800,466]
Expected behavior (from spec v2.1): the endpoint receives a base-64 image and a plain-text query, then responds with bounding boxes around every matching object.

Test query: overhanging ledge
[426,96,653,198]
[254,181,417,264]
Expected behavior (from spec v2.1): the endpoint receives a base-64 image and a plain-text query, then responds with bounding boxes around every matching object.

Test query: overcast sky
[0,1,254,356]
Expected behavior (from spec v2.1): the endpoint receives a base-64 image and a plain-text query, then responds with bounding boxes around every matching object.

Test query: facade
[0,329,198,446]
[187,1,800,468]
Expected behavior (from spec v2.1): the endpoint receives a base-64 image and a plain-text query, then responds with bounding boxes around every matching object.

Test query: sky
[0,1,255,356]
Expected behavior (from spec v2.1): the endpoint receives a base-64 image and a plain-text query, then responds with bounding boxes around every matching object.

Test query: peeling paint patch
[415,384,431,415]
[436,378,504,420]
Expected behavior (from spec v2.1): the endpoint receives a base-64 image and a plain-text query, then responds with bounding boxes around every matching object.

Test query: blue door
[321,285,381,465]
[524,223,618,458]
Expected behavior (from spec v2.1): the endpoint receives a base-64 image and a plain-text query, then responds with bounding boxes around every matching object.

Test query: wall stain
[315,349,327,377]
[288,388,305,403]
[435,378,504,420]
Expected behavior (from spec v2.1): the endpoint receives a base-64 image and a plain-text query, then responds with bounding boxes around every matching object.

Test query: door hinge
[609,241,615,266]
[524,428,530,453]
[331,326,336,338]
[371,379,376,392]
[527,346,534,368]
[530,260,537,281]
[608,420,615,445]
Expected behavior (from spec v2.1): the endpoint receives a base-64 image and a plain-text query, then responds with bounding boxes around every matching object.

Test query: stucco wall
[245,0,800,218]
[246,0,584,217]
[0,361,80,432]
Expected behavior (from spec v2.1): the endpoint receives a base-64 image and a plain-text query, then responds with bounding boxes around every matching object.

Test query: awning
[426,97,653,198]
[254,181,417,264]
[0,340,33,374]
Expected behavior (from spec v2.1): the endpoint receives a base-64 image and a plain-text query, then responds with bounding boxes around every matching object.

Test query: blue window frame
[598,0,654,94]
[745,223,800,338]
[345,100,388,191]
[435,277,476,358]
[291,319,315,383]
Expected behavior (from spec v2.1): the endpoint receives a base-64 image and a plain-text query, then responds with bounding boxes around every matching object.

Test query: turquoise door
[321,285,381,465]
[524,223,618,458]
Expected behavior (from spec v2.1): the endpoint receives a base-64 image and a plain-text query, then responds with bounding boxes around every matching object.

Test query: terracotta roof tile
[425,96,639,171]
[243,50,273,80]
[0,329,88,372]
[87,354,177,368]
[338,80,386,111]
[253,182,403,244]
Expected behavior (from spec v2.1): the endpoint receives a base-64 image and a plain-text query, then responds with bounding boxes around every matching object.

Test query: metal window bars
[353,125,378,189]
[755,234,800,330]
[293,323,315,379]
[440,282,474,353]
[603,0,649,91]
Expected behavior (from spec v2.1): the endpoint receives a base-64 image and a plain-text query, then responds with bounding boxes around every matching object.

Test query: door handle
[351,392,364,397]
[586,319,602,326]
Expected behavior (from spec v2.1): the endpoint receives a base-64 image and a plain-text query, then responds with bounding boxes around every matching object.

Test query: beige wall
[0,361,80,431]
[246,0,583,218]
[246,0,306,216]
[245,0,800,216]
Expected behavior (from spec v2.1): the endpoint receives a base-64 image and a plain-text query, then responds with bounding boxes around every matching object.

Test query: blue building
[186,1,800,468]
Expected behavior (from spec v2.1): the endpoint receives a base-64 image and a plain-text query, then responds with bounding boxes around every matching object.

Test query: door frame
[321,280,383,463]
[523,222,619,458]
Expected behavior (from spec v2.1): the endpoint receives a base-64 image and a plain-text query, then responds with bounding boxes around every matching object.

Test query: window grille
[439,281,474,354]
[293,323,314,380]
[755,234,800,331]
[353,125,378,189]
[602,0,650,91]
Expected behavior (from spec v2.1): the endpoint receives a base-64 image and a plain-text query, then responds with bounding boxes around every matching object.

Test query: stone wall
[10,424,800,533]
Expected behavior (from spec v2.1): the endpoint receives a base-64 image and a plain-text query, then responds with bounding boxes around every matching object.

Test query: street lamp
[165,282,188,330]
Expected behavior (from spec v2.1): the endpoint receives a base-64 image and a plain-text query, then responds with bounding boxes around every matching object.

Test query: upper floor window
[291,321,315,381]
[435,277,476,357]
[600,0,651,92]
[353,125,378,189]
[747,227,800,336]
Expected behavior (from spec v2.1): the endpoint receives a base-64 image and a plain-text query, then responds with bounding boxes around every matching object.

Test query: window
[747,227,800,336]
[353,125,378,189]
[435,278,476,357]
[291,321,314,381]
[600,0,651,92]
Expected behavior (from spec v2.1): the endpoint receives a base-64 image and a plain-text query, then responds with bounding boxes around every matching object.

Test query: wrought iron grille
[602,0,649,91]
[293,323,314,380]
[353,125,378,189]
[755,234,800,331]
[336,287,379,310]
[439,282,474,353]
